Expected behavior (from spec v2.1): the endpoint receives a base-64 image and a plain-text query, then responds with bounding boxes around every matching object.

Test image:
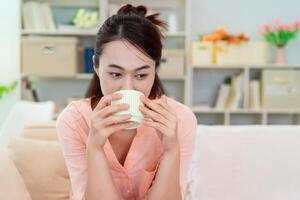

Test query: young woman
[56,4,197,200]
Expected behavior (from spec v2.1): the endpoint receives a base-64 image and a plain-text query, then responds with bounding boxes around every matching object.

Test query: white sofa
[1,122,300,200]
[186,125,300,200]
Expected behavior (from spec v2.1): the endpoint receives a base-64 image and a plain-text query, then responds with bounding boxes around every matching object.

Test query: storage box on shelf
[158,49,185,79]
[190,40,269,66]
[22,36,79,77]
[262,69,300,110]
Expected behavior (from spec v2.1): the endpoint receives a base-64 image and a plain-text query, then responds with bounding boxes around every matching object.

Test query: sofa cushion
[187,125,300,200]
[8,137,71,200]
[21,121,58,141]
[0,148,32,200]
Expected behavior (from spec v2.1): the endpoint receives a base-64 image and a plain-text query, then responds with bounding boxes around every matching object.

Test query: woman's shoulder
[56,98,91,124]
[165,96,197,141]
[165,96,197,125]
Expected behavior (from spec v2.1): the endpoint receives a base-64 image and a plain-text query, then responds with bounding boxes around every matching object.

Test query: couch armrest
[0,148,32,200]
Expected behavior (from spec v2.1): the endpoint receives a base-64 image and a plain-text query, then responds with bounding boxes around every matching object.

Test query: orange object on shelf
[202,27,249,44]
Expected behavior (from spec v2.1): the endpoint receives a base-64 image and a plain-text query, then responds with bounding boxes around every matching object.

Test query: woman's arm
[85,146,121,200]
[139,95,197,200]
[57,94,132,200]
[147,146,182,200]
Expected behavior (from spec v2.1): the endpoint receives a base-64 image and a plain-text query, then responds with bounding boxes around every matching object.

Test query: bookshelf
[20,0,188,112]
[189,64,300,125]
[20,0,300,125]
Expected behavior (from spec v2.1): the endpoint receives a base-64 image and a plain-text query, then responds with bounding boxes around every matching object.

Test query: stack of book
[22,1,56,31]
[214,73,261,110]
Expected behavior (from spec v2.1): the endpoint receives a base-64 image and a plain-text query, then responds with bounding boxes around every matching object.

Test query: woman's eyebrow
[108,64,151,71]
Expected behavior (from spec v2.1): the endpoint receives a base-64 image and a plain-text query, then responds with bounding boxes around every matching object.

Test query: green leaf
[0,80,18,100]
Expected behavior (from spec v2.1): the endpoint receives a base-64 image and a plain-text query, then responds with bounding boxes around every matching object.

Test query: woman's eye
[109,72,122,78]
[136,74,148,80]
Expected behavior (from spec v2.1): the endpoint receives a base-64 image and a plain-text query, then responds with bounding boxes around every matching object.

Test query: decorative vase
[275,47,287,65]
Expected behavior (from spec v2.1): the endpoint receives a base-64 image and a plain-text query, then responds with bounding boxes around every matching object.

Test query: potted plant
[261,18,300,64]
[0,81,18,100]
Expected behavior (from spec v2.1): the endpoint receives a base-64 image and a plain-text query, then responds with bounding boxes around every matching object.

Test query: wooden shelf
[76,73,186,81]
[21,73,186,81]
[22,30,186,38]
[165,32,186,37]
[75,73,93,79]
[191,64,300,69]
[45,0,99,7]
[22,30,97,36]
[158,75,185,80]
[191,106,300,115]
[109,0,184,8]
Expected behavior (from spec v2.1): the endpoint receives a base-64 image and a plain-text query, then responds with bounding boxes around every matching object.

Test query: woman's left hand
[139,95,179,152]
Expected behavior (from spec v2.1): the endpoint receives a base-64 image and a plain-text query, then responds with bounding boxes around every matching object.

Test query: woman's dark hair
[85,4,168,100]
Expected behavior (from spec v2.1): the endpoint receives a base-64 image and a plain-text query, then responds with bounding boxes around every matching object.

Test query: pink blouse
[56,96,197,200]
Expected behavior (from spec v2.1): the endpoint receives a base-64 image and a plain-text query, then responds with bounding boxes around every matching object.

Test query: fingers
[139,104,169,124]
[140,95,177,122]
[102,114,132,127]
[142,119,169,135]
[140,95,170,120]
[98,103,129,118]
[107,121,134,133]
[156,95,177,116]
[95,93,123,112]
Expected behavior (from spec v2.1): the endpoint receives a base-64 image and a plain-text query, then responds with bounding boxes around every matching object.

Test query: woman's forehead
[101,40,155,69]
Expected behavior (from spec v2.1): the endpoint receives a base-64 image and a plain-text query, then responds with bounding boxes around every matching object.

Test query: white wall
[0,0,21,126]
[190,0,300,64]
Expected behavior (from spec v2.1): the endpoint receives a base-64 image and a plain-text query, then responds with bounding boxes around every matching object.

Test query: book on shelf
[21,78,39,102]
[248,80,261,110]
[214,84,230,109]
[22,1,56,32]
[226,72,244,110]
[84,48,94,73]
[42,2,56,31]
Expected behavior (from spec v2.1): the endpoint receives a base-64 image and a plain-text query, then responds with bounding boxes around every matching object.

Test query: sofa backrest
[185,125,300,200]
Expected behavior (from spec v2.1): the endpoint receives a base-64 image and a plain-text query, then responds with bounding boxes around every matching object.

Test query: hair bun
[116,4,168,32]
[117,4,147,17]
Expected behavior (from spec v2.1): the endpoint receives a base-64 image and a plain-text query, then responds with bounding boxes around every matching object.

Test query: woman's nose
[122,78,134,90]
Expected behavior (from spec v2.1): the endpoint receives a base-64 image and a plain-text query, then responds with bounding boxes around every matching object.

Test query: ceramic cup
[111,89,145,130]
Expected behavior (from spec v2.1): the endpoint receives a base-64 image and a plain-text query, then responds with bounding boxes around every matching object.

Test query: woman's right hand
[87,93,133,150]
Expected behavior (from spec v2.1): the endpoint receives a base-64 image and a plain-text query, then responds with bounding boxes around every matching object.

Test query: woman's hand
[87,93,133,150]
[139,95,179,153]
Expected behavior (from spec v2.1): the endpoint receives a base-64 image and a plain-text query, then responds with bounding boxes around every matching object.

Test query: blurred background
[1,0,300,128]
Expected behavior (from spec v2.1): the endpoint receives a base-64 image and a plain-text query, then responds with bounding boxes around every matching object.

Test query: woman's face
[94,40,156,97]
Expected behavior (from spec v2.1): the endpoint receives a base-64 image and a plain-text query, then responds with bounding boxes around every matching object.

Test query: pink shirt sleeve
[178,108,197,198]
[56,103,87,200]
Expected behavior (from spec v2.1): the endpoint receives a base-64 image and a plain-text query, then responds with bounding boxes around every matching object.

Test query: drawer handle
[41,45,55,54]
